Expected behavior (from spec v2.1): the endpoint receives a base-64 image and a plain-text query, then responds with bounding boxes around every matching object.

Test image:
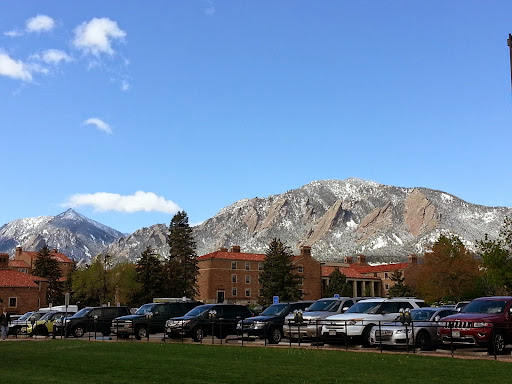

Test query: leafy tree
[477,216,512,295]
[258,238,302,306]
[411,235,483,303]
[387,270,415,297]
[71,256,111,306]
[324,268,352,297]
[166,211,199,298]
[32,246,63,305]
[134,246,165,306]
[110,262,140,307]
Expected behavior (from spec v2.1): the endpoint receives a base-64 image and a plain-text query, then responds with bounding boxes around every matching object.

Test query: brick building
[14,246,73,277]
[196,245,322,304]
[0,253,49,314]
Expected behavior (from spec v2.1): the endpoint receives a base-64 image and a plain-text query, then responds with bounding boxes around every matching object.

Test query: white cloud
[26,15,55,33]
[4,30,23,37]
[121,79,130,91]
[83,117,112,134]
[39,49,73,65]
[0,52,32,81]
[73,17,126,56]
[63,191,181,214]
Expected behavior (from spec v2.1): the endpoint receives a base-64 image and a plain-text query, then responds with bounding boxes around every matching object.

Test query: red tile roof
[8,260,30,268]
[0,270,45,288]
[197,251,266,262]
[322,262,412,279]
[20,250,72,264]
[321,265,367,279]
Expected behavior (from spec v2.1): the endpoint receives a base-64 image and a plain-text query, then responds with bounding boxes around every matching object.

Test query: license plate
[329,330,337,336]
[452,330,460,338]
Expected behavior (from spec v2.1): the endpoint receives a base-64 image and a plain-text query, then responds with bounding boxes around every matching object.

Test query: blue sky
[1,1,511,234]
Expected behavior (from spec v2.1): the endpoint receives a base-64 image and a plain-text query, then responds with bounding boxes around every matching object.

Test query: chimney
[0,253,9,269]
[218,247,228,252]
[408,254,418,264]
[357,254,367,264]
[15,246,22,258]
[344,256,354,264]
[300,246,311,257]
[230,246,241,253]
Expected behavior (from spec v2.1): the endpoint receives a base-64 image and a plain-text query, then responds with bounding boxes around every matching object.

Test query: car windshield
[184,305,214,317]
[462,300,507,314]
[344,301,381,314]
[39,312,56,321]
[307,300,341,312]
[72,308,91,318]
[135,304,158,315]
[261,304,289,316]
[18,312,33,321]
[410,309,437,321]
[28,312,46,321]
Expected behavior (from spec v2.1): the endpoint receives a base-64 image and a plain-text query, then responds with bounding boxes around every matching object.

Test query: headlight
[346,320,359,326]
[473,322,492,328]
[253,321,266,329]
[394,329,407,334]
[65,319,71,323]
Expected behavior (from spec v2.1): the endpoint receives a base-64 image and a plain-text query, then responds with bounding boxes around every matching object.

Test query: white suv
[321,297,426,347]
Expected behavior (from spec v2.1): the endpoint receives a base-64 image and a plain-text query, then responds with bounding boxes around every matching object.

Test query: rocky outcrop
[305,200,349,245]
[357,201,393,242]
[404,189,438,236]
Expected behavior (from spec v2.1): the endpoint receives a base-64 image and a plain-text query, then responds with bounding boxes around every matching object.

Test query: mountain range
[1,178,510,264]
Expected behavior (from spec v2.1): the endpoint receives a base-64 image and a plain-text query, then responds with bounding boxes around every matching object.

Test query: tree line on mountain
[32,214,512,308]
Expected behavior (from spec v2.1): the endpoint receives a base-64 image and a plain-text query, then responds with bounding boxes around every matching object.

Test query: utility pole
[508,34,512,89]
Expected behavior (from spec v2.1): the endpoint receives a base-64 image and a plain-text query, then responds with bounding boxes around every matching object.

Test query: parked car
[321,297,427,346]
[369,307,456,350]
[166,304,253,341]
[438,296,512,354]
[29,310,77,336]
[455,301,470,312]
[111,301,201,339]
[8,311,34,335]
[62,306,130,338]
[237,301,314,344]
[17,311,48,335]
[282,297,359,341]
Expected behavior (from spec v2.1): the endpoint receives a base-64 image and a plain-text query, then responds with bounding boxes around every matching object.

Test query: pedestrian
[0,307,10,340]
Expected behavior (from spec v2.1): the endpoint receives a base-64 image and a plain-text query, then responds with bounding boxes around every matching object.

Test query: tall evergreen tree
[32,246,63,305]
[387,270,415,297]
[166,211,199,298]
[324,268,352,297]
[134,246,165,305]
[258,238,301,306]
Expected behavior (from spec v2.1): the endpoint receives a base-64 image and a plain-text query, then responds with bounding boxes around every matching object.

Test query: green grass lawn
[0,340,510,384]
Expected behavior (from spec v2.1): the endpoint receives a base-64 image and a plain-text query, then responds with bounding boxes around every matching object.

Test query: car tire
[361,325,374,348]
[192,327,203,342]
[488,331,506,355]
[416,330,431,351]
[267,327,282,344]
[135,326,147,340]
[102,330,111,337]
[73,326,85,338]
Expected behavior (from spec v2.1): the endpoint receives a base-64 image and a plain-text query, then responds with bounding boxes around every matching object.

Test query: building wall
[0,284,48,314]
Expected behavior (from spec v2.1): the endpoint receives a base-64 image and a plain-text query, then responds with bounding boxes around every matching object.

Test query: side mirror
[342,307,349,312]
[434,315,441,322]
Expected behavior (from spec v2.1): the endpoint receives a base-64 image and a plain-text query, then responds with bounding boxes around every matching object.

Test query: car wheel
[135,326,147,340]
[361,325,374,348]
[416,330,431,351]
[267,327,282,344]
[489,332,506,355]
[73,326,85,338]
[102,330,111,337]
[192,327,203,342]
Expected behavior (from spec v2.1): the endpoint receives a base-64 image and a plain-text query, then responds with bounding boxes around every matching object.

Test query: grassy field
[0,340,510,384]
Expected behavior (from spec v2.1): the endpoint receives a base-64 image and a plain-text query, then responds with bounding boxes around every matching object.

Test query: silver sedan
[369,307,456,351]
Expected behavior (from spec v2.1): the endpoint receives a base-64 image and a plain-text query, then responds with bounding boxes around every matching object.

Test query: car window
[261,304,289,316]
[90,309,102,317]
[462,300,507,314]
[345,301,381,314]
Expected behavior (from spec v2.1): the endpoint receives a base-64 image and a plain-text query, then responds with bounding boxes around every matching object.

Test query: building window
[258,263,263,271]
[373,272,377,278]
[231,274,237,283]
[297,264,304,273]
[8,297,17,308]
[385,283,389,290]
[245,289,251,297]
[298,277,303,287]
[231,261,237,270]
[245,275,251,284]
[245,262,250,270]
[384,272,389,279]
[232,287,237,296]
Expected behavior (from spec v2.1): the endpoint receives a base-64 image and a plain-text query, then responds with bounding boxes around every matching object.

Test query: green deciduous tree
[477,216,512,295]
[324,268,352,297]
[166,211,199,298]
[411,235,483,303]
[258,238,301,306]
[387,270,415,297]
[71,256,111,306]
[32,246,63,305]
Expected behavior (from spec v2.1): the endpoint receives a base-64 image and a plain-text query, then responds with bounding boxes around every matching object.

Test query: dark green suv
[64,306,130,337]
[111,301,201,339]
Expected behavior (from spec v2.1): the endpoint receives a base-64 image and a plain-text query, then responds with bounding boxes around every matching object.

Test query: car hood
[114,314,146,322]
[243,315,280,323]
[441,313,504,322]
[326,313,397,322]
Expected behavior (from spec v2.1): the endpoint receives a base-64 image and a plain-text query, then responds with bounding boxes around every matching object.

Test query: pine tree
[32,246,63,304]
[387,270,415,297]
[324,268,352,297]
[134,246,165,305]
[166,211,199,298]
[258,238,301,306]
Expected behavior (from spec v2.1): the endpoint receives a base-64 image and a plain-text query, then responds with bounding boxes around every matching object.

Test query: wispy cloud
[83,117,112,134]
[73,17,126,56]
[0,52,32,81]
[4,30,23,37]
[40,49,73,65]
[26,15,55,33]
[204,0,216,15]
[63,191,181,214]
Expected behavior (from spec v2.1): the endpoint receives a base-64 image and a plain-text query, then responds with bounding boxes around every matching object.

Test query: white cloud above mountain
[83,118,112,134]
[73,17,126,56]
[63,191,181,214]
[0,52,32,81]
